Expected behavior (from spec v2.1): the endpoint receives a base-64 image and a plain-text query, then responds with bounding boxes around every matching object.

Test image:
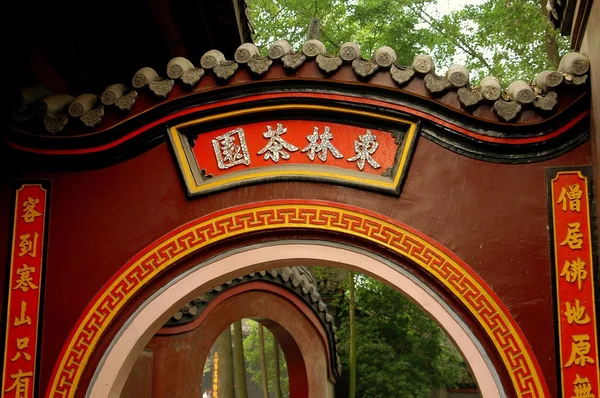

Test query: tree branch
[413,7,493,72]
[320,28,340,50]
[272,6,285,21]
[539,0,559,68]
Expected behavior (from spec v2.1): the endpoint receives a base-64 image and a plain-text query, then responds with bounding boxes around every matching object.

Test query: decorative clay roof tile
[6,39,590,135]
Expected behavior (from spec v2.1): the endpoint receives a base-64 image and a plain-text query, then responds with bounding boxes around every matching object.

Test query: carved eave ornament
[3,38,590,160]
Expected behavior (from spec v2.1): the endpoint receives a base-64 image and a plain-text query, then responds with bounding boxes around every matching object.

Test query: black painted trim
[3,81,589,169]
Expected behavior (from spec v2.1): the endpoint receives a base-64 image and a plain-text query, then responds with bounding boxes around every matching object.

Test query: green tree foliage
[437,0,567,84]
[246,0,569,84]
[335,275,472,398]
[348,271,356,398]
[244,321,290,397]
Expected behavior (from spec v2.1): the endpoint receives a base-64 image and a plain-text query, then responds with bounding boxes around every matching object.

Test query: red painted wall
[0,135,592,396]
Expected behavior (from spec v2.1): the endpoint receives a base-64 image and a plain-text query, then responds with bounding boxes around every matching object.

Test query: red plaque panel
[2,183,49,398]
[548,168,600,398]
[168,107,418,196]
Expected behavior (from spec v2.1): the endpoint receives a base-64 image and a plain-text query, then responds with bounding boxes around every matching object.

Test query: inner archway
[121,263,484,397]
[87,242,505,397]
[128,279,337,397]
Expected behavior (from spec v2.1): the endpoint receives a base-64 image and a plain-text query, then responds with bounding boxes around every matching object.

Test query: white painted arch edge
[88,242,505,398]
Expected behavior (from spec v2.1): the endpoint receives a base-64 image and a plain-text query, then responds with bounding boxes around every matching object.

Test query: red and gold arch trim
[46,201,549,397]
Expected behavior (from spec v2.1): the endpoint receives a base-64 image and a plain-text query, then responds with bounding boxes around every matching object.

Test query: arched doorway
[45,201,548,398]
[138,279,339,397]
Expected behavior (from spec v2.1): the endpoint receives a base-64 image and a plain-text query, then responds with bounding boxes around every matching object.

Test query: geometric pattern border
[45,200,549,397]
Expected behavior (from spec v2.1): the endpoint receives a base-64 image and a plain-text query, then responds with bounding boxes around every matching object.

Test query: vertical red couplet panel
[550,170,600,398]
[2,184,48,398]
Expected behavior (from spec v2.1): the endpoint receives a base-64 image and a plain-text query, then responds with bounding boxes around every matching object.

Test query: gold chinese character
[565,334,595,367]
[12,264,38,292]
[572,374,595,398]
[21,197,41,223]
[4,369,33,398]
[564,300,591,325]
[18,233,38,258]
[14,301,31,327]
[561,258,588,291]
[561,223,584,249]
[213,351,219,395]
[558,184,583,212]
[10,337,32,362]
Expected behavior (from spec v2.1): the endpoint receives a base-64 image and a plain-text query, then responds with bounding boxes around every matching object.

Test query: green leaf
[246,0,569,84]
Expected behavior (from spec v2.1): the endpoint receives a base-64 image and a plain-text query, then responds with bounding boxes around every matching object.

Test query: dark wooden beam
[570,0,593,50]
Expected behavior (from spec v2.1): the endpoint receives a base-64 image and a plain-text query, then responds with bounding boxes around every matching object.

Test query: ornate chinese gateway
[0,1,599,398]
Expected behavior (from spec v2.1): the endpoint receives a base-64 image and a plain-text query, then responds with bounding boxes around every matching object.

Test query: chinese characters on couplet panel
[550,172,600,398]
[3,186,47,398]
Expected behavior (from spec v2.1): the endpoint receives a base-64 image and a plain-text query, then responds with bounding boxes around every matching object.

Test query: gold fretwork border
[46,201,548,397]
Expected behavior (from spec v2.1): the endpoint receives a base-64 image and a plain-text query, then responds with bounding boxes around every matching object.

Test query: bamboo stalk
[349,271,356,398]
[258,325,269,398]
[233,321,248,398]
[273,337,283,398]
[216,328,235,398]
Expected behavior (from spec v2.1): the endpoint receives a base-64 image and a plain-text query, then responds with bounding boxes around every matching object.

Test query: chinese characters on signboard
[548,168,600,398]
[2,184,49,398]
[169,118,419,197]
[211,123,380,170]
